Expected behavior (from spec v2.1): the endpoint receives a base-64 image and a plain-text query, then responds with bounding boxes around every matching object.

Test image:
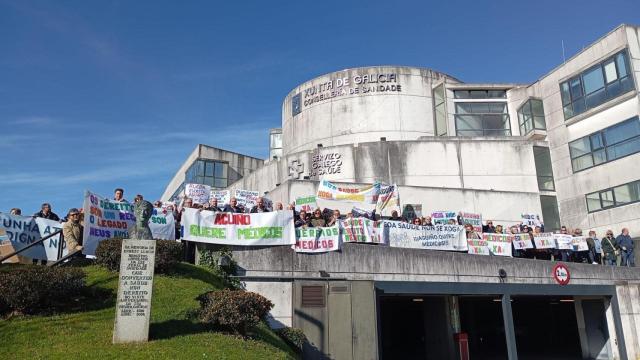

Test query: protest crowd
[0,181,636,268]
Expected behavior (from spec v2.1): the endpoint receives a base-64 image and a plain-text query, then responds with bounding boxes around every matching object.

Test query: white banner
[149,208,176,240]
[483,233,513,257]
[383,221,467,251]
[340,218,383,243]
[210,190,231,206]
[554,234,573,250]
[431,211,458,225]
[181,208,295,246]
[185,183,211,205]
[512,233,534,250]
[571,236,589,251]
[317,180,379,204]
[533,232,556,249]
[293,226,340,253]
[83,190,135,255]
[467,238,490,255]
[295,195,317,213]
[521,213,542,227]
[234,189,259,211]
[0,213,67,261]
[376,184,400,213]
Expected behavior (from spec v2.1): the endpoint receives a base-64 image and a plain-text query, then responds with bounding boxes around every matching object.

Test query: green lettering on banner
[237,227,283,240]
[190,225,226,239]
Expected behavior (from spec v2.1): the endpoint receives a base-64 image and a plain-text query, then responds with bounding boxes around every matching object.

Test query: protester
[326,209,341,226]
[287,202,296,211]
[558,226,572,262]
[223,197,243,213]
[33,203,60,222]
[10,208,21,215]
[62,208,83,252]
[423,215,433,226]
[250,197,270,213]
[448,218,458,225]
[204,198,221,212]
[412,217,422,225]
[586,230,600,264]
[153,200,163,208]
[482,220,496,233]
[601,230,619,266]
[465,223,481,240]
[310,209,326,227]
[389,210,404,222]
[295,210,310,228]
[617,228,635,267]
[114,188,128,202]
[573,228,590,263]
[495,225,503,234]
[275,202,284,211]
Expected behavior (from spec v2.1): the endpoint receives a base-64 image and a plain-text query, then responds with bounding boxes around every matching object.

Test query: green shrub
[0,266,85,315]
[199,247,243,289]
[275,327,306,353]
[197,289,273,336]
[95,238,183,273]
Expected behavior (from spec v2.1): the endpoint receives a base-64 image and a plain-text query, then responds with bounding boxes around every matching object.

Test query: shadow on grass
[150,319,209,340]
[251,323,300,358]
[162,263,225,289]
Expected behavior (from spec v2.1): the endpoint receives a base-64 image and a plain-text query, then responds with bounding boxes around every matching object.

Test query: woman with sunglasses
[310,209,326,228]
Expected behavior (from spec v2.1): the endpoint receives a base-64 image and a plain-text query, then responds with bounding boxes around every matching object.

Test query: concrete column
[573,298,589,359]
[604,297,621,360]
[501,294,518,360]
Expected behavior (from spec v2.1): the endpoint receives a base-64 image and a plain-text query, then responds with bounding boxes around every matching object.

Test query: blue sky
[1,0,639,215]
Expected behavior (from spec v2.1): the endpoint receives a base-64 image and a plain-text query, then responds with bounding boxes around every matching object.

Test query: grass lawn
[0,263,297,359]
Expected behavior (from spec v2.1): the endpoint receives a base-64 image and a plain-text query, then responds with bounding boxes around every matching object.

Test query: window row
[586,179,640,213]
[455,114,511,136]
[569,116,640,172]
[560,50,634,120]
[185,159,229,188]
[454,89,506,99]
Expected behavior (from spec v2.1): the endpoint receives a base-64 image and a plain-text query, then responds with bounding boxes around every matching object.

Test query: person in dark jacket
[616,228,635,267]
[295,210,310,228]
[249,197,270,213]
[33,203,60,222]
[222,197,244,213]
[204,198,222,212]
[601,230,619,266]
[482,220,496,233]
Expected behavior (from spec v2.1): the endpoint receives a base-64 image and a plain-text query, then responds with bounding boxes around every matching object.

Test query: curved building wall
[282,66,458,156]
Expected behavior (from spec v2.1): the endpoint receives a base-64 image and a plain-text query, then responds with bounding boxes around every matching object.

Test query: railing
[0,229,63,263]
[0,229,83,266]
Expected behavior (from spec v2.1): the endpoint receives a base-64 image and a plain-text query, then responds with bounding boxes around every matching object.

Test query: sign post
[113,239,156,344]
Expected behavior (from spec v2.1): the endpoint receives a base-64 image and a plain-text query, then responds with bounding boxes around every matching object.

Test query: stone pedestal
[113,239,156,344]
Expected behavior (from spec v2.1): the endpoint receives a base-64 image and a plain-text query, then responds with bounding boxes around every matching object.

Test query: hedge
[95,238,183,273]
[0,266,85,315]
[197,289,273,335]
[275,327,307,353]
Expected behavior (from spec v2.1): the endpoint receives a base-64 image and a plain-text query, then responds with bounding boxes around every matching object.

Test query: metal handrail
[0,229,63,263]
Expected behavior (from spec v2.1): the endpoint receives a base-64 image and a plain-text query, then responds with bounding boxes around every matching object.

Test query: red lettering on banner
[214,213,251,225]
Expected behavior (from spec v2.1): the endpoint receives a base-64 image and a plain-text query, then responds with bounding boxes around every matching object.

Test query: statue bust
[131,199,154,240]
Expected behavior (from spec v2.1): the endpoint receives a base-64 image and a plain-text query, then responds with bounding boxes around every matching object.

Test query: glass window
[433,85,447,136]
[455,98,510,136]
[534,147,555,191]
[560,50,635,120]
[205,162,214,177]
[540,195,561,232]
[603,60,618,83]
[604,118,640,145]
[214,162,227,178]
[586,193,601,212]
[600,190,615,208]
[569,137,591,158]
[570,117,640,172]
[587,179,640,213]
[454,89,506,99]
[582,66,604,94]
[518,99,546,135]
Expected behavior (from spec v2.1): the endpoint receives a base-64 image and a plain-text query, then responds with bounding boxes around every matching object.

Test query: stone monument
[112,239,156,343]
